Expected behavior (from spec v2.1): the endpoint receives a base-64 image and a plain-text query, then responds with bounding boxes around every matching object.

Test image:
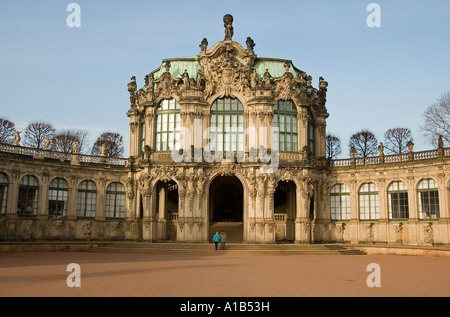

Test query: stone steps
[89,242,367,256]
[324,244,367,255]
[208,222,243,243]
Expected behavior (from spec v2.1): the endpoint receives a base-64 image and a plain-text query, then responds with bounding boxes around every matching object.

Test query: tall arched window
[17,175,39,216]
[155,99,181,151]
[388,181,409,220]
[307,110,315,155]
[105,182,125,218]
[77,180,97,218]
[418,178,440,219]
[48,178,68,217]
[0,173,8,215]
[273,100,298,152]
[359,182,379,220]
[209,98,244,152]
[330,183,350,220]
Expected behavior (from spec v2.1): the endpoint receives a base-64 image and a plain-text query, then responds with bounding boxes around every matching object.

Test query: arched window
[105,182,125,218]
[210,98,244,152]
[0,173,8,215]
[155,99,181,151]
[307,109,315,155]
[388,181,409,220]
[359,182,379,220]
[77,180,97,218]
[273,100,298,152]
[418,178,440,219]
[330,183,350,220]
[138,115,146,155]
[48,178,68,217]
[17,175,39,216]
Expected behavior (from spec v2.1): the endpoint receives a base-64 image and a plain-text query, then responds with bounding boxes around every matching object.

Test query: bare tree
[0,118,16,144]
[349,129,378,158]
[326,134,342,160]
[420,91,450,147]
[383,127,413,155]
[52,129,89,153]
[91,131,124,157]
[23,121,56,149]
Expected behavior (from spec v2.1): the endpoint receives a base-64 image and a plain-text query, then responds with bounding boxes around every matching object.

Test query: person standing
[220,230,228,250]
[212,232,221,250]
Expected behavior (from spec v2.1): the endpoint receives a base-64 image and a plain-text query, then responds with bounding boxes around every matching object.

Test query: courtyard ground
[1,250,449,299]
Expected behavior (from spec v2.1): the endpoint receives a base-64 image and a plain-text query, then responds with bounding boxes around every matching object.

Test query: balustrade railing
[0,143,127,166]
[329,147,448,168]
[274,213,287,221]
[0,142,447,168]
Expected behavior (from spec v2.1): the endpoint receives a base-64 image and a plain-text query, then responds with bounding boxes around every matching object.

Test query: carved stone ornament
[393,222,403,244]
[22,220,33,240]
[199,38,256,99]
[127,177,135,200]
[423,222,434,244]
[364,222,374,243]
[154,62,181,100]
[82,221,91,238]
[335,223,345,242]
[54,220,64,232]
[138,173,152,199]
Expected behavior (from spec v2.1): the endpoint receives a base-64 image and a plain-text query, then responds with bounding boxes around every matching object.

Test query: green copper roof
[150,55,303,80]
[254,57,302,78]
[152,56,200,80]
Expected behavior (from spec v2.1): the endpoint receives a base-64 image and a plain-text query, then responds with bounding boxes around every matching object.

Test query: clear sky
[1,0,449,157]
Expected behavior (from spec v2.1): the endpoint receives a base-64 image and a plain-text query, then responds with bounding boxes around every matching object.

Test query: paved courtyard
[1,251,449,298]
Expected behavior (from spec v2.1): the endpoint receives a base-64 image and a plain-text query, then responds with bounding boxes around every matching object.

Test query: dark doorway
[274,180,297,242]
[155,180,179,240]
[209,176,243,222]
[209,175,244,243]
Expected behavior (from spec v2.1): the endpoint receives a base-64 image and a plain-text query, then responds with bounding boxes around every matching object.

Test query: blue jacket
[212,234,221,242]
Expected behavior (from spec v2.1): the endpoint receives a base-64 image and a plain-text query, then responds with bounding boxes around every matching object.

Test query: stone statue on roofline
[199,38,208,52]
[43,137,50,150]
[223,14,234,41]
[14,131,21,146]
[73,142,79,154]
[246,37,255,52]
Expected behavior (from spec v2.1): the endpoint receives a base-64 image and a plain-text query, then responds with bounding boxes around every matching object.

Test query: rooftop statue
[223,14,233,41]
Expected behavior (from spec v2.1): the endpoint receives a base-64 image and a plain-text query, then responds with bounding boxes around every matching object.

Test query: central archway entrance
[209,175,244,243]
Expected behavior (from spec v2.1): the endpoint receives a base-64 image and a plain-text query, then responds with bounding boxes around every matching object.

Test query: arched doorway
[274,180,297,242]
[209,175,244,243]
[155,179,179,241]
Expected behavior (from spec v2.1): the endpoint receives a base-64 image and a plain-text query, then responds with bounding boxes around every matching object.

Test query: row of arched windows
[143,98,315,154]
[0,173,125,218]
[330,179,442,221]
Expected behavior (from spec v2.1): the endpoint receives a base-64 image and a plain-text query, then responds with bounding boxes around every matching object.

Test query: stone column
[127,106,140,158]
[315,117,327,158]
[6,171,20,218]
[407,176,419,245]
[349,179,359,243]
[377,179,388,244]
[95,178,106,221]
[157,184,167,240]
[437,176,448,221]
[298,108,308,153]
[294,184,305,243]
[66,176,78,220]
[286,183,296,241]
[38,173,49,220]
[265,175,276,243]
[145,107,155,152]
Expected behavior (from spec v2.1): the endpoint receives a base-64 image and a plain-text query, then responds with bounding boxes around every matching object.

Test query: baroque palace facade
[0,15,449,246]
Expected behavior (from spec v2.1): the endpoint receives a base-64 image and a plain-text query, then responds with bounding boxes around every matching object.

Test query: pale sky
[1,0,449,157]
